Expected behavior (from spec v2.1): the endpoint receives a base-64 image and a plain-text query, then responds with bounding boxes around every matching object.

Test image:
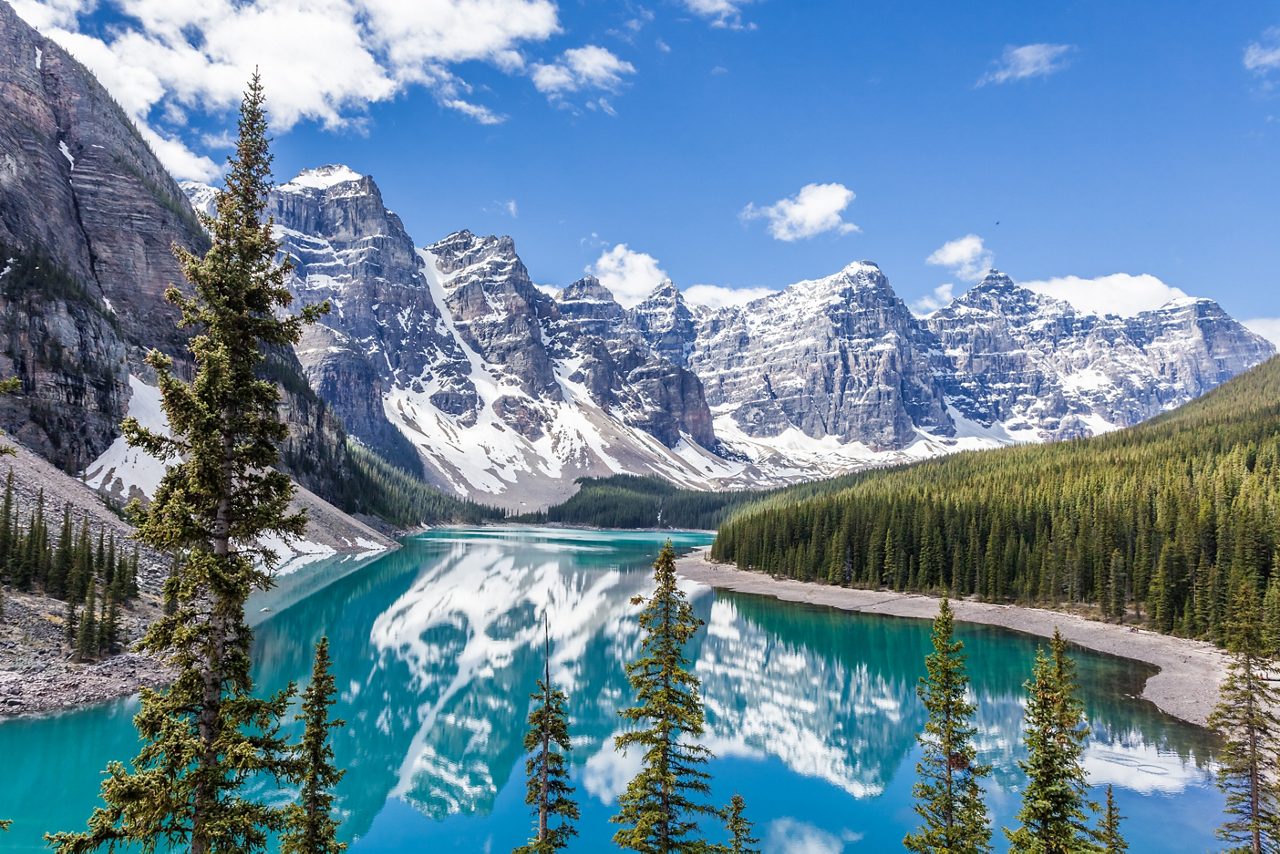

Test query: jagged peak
[559,275,618,304]
[971,269,1016,290]
[282,164,365,192]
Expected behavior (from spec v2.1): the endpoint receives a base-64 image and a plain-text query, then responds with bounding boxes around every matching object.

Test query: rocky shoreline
[0,589,171,718]
[676,547,1229,728]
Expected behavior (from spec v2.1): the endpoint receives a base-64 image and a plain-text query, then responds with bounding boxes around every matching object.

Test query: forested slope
[713,356,1280,642]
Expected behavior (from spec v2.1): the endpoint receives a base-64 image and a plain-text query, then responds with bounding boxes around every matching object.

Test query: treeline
[0,470,140,660]
[521,471,874,531]
[713,356,1280,645]
[336,440,503,527]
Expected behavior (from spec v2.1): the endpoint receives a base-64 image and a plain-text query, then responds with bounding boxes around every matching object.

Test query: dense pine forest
[713,356,1280,644]
[0,470,141,660]
[337,441,504,528]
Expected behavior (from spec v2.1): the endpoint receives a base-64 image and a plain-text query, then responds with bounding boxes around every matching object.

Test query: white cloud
[12,0,561,179]
[683,283,776,308]
[1245,27,1280,73]
[764,818,862,854]
[588,243,669,308]
[978,43,1075,86]
[910,282,956,315]
[741,182,859,242]
[925,234,993,283]
[531,45,636,98]
[443,98,506,125]
[1020,273,1189,317]
[682,0,755,30]
[1244,318,1280,348]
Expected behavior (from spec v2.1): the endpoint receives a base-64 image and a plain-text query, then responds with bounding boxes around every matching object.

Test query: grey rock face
[685,263,954,449]
[0,5,367,507]
[627,280,701,368]
[926,271,1276,438]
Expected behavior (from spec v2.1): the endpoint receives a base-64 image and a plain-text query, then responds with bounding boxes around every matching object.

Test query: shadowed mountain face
[0,5,389,512]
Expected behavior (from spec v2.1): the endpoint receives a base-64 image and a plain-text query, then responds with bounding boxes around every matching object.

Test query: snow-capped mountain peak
[282,163,365,192]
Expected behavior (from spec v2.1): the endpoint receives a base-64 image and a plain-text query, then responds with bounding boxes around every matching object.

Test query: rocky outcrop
[686,263,954,449]
[926,271,1276,438]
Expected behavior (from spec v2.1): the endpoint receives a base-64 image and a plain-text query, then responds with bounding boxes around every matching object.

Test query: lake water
[1,528,1223,852]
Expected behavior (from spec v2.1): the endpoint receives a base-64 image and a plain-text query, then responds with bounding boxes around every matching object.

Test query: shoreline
[676,547,1228,728]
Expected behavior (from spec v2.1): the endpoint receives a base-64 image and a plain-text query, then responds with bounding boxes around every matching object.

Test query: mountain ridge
[179,164,1272,509]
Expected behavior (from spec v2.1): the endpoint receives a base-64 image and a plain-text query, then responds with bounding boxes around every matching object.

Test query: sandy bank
[677,548,1228,728]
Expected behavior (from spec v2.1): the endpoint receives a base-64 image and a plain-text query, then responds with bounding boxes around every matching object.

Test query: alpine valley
[0,0,1274,519]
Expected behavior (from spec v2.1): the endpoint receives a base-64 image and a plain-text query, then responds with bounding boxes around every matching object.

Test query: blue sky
[14,0,1280,333]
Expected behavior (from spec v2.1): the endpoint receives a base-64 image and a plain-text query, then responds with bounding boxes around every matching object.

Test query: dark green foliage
[336,441,502,528]
[612,541,719,853]
[1004,630,1096,853]
[282,637,347,854]
[1097,786,1126,854]
[515,622,578,853]
[722,795,759,854]
[713,356,1280,643]
[48,75,316,854]
[0,475,137,610]
[1208,572,1280,854]
[904,599,991,853]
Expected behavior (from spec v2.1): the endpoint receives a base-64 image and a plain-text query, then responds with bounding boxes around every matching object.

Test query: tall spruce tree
[1096,786,1126,853]
[722,795,759,854]
[612,541,718,853]
[1208,574,1280,854]
[904,599,992,854]
[48,73,326,854]
[281,637,346,854]
[1004,629,1097,853]
[515,618,578,854]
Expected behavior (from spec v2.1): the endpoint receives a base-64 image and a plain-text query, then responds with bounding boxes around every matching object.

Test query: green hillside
[713,357,1280,643]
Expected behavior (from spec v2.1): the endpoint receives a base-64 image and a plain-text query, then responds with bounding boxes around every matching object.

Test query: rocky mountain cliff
[257,169,728,508]
[182,165,1273,509]
[0,3,403,547]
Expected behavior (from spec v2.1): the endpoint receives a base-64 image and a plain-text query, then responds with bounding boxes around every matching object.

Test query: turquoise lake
[1,527,1223,852]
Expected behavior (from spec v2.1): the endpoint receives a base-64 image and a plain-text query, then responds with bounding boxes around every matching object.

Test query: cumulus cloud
[1244,317,1280,348]
[925,234,994,282]
[764,818,862,854]
[531,45,636,99]
[683,284,776,308]
[910,282,956,316]
[12,0,561,179]
[741,183,859,242]
[1245,27,1280,74]
[978,43,1075,86]
[1020,273,1189,317]
[588,244,669,308]
[681,0,755,30]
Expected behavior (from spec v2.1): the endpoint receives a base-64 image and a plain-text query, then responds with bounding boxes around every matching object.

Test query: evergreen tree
[75,581,98,662]
[281,637,346,854]
[1208,575,1280,854]
[49,74,326,854]
[904,599,992,854]
[1096,786,1126,854]
[0,470,14,576]
[1004,630,1096,853]
[722,795,759,854]
[612,541,718,853]
[64,598,77,647]
[1262,572,1280,657]
[48,507,73,601]
[515,619,578,854]
[97,589,120,657]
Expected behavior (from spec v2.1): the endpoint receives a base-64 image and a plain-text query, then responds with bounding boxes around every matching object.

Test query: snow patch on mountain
[283,164,364,191]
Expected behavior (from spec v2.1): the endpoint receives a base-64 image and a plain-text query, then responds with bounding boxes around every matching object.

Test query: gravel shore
[677,547,1229,728]
[0,589,170,718]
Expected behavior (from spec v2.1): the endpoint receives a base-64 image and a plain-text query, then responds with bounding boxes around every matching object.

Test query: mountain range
[183,165,1273,509]
[0,0,1272,515]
